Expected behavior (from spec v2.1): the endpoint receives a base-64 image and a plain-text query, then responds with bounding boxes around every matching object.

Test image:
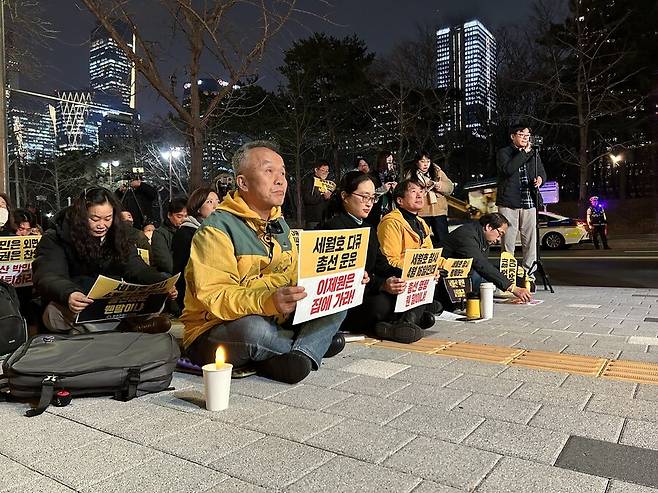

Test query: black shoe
[418,311,436,330]
[324,333,345,358]
[256,350,312,384]
[604,246,611,250]
[374,322,423,344]
[119,316,172,334]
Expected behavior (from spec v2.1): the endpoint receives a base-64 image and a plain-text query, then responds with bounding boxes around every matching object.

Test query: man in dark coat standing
[496,124,547,275]
[115,173,158,230]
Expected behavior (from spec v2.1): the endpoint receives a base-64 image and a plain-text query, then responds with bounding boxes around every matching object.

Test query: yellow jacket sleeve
[186,227,281,320]
[378,218,405,269]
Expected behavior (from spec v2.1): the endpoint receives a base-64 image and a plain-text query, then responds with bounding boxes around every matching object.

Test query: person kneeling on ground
[440,212,532,304]
[32,187,176,334]
[321,171,435,344]
[182,141,347,384]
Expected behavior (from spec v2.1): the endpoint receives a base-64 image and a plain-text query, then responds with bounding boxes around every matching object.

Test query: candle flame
[215,346,225,369]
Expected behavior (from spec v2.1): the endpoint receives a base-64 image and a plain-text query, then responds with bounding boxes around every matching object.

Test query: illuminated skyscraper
[89,20,136,109]
[436,20,496,137]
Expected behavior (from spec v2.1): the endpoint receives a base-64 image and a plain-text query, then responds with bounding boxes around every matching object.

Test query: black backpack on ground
[0,281,27,357]
[0,331,180,417]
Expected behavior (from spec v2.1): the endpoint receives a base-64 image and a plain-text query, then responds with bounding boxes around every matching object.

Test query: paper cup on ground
[202,363,233,411]
[479,282,495,320]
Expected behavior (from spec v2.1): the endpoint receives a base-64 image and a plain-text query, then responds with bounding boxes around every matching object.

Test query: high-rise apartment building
[7,94,56,164]
[89,20,136,109]
[436,20,496,137]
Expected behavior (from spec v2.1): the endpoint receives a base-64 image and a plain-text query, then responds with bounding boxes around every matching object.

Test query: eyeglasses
[495,227,506,238]
[351,193,376,205]
[515,132,531,138]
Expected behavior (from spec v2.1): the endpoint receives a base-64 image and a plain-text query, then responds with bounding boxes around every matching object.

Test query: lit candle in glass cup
[202,346,233,411]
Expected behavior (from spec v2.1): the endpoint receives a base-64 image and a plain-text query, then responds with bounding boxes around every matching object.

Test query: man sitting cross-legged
[182,141,346,384]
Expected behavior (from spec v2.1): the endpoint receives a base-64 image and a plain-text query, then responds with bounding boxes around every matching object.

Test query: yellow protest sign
[0,235,40,287]
[395,248,443,312]
[293,228,369,324]
[76,274,179,323]
[290,229,301,250]
[500,251,517,288]
[313,177,336,194]
[442,257,473,303]
[137,248,150,265]
[442,258,473,279]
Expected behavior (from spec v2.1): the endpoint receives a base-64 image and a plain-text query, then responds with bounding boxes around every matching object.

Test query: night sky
[29,1,542,121]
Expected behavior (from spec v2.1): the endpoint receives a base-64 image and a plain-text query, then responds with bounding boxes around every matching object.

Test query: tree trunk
[578,124,589,214]
[188,126,204,191]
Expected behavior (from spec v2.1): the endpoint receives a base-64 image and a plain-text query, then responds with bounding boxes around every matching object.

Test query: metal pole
[0,0,8,194]
[168,154,172,201]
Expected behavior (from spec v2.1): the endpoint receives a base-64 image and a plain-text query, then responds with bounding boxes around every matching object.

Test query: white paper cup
[202,363,233,411]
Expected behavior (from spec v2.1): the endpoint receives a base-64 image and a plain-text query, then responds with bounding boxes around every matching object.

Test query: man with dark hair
[496,124,547,274]
[442,213,532,302]
[115,173,158,230]
[182,141,346,384]
[301,160,334,229]
[151,197,188,274]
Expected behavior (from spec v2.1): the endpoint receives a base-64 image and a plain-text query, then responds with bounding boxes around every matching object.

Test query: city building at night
[436,19,496,138]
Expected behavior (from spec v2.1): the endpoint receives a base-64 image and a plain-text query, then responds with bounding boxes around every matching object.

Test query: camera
[530,135,544,146]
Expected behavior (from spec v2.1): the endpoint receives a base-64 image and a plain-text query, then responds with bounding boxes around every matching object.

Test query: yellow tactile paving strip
[355,338,658,385]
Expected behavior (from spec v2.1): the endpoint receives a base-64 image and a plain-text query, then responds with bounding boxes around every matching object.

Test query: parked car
[447,211,589,250]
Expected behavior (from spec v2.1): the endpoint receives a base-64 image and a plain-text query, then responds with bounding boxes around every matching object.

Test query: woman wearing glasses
[32,187,176,334]
[404,150,454,247]
[320,171,435,343]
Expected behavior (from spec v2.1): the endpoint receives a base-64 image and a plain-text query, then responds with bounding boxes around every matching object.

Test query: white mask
[0,208,8,227]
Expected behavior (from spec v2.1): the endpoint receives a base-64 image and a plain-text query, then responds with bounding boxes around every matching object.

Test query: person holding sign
[301,160,335,230]
[32,187,176,334]
[441,213,532,303]
[321,172,435,343]
[183,141,346,385]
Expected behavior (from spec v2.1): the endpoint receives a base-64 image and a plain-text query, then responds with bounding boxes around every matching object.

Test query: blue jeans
[187,311,346,370]
[422,215,449,247]
[469,270,485,294]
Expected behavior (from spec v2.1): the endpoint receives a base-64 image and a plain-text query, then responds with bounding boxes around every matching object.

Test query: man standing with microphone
[496,124,547,276]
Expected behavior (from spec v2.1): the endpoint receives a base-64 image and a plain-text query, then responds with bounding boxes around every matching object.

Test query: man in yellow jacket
[182,141,346,384]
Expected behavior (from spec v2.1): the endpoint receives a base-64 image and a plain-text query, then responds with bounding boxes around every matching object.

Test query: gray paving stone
[383,436,500,490]
[348,346,411,361]
[513,340,570,352]
[320,353,364,370]
[33,437,158,490]
[409,481,463,493]
[620,419,658,450]
[467,335,522,346]
[82,453,227,493]
[287,456,421,492]
[388,382,471,410]
[204,478,270,492]
[323,393,412,425]
[305,418,416,464]
[0,455,43,491]
[440,358,506,376]
[387,404,484,443]
[0,412,110,466]
[510,382,592,410]
[46,395,151,428]
[245,406,342,442]
[635,384,658,402]
[496,366,569,386]
[210,436,334,489]
[560,374,637,398]
[475,456,608,493]
[562,344,621,358]
[465,418,569,464]
[100,405,205,446]
[152,419,264,465]
[341,358,410,378]
[528,406,624,442]
[301,368,356,388]
[607,480,658,493]
[3,475,75,493]
[230,376,297,399]
[392,352,456,369]
[587,394,658,422]
[454,393,541,425]
[266,383,352,411]
[617,351,658,363]
[388,365,463,387]
[446,374,522,397]
[332,374,412,398]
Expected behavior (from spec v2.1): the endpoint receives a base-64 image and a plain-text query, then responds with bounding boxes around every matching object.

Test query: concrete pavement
[1,286,658,492]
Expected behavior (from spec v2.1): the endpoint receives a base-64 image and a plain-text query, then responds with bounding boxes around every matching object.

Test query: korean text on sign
[293,228,369,324]
[499,251,517,287]
[394,248,443,312]
[441,257,473,303]
[0,235,40,287]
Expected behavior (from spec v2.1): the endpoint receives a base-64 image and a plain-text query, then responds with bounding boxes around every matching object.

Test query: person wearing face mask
[441,213,532,303]
[321,172,436,343]
[0,193,17,235]
[404,151,454,247]
[32,187,177,334]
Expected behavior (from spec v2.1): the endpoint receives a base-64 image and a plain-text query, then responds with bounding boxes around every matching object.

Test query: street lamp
[161,148,182,201]
[100,160,120,188]
[609,153,623,167]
